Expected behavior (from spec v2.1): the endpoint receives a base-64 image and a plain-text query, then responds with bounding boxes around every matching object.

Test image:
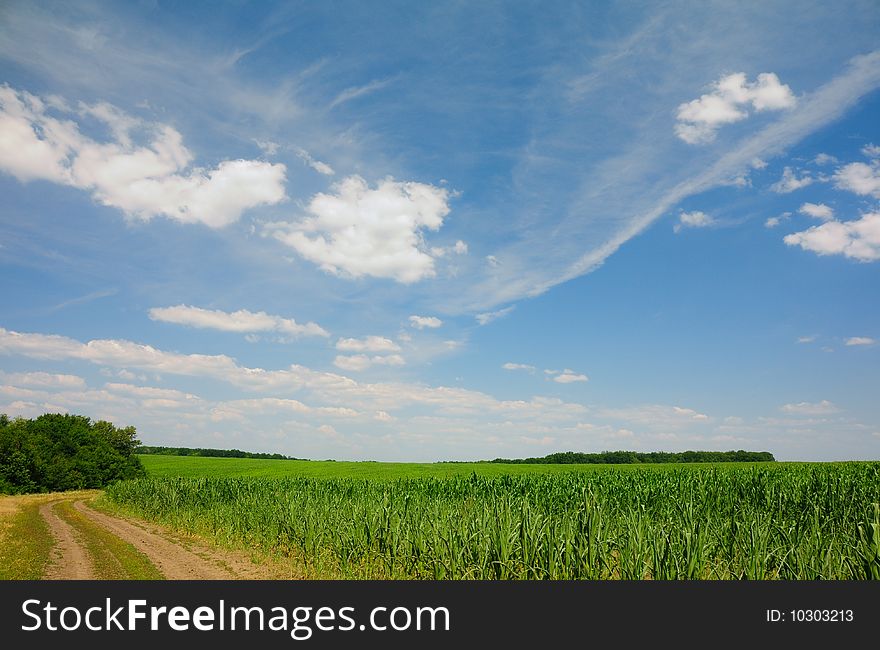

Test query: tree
[0,413,146,494]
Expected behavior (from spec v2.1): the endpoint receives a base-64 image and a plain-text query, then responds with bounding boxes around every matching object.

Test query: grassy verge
[0,496,54,579]
[53,499,163,580]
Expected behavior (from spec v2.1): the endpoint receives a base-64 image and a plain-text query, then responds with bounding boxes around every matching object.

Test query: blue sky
[1,1,879,461]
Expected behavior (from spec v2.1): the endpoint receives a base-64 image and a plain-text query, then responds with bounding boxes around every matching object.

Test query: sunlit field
[110,459,880,580]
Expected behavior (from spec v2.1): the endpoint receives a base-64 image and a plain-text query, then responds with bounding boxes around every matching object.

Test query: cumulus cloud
[335,336,400,353]
[0,85,287,227]
[862,143,880,159]
[0,371,85,389]
[476,306,514,326]
[552,369,588,384]
[780,400,839,415]
[845,336,875,346]
[675,72,796,144]
[104,382,199,401]
[502,362,535,372]
[266,175,451,283]
[813,153,837,165]
[770,167,813,193]
[783,211,880,262]
[333,354,405,372]
[799,202,834,221]
[149,305,329,338]
[834,161,880,198]
[673,210,714,233]
[408,315,443,329]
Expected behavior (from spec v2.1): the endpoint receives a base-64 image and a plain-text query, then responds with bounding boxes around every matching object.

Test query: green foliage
[107,462,880,580]
[488,450,776,464]
[137,445,301,460]
[0,413,146,494]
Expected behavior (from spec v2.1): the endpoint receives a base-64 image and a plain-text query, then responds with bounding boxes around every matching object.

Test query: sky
[1,1,879,462]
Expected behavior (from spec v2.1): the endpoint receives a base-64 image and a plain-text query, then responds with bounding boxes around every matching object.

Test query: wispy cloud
[48,288,117,313]
[476,306,514,326]
[329,78,394,109]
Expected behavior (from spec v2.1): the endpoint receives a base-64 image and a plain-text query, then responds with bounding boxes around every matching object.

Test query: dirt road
[2,492,289,580]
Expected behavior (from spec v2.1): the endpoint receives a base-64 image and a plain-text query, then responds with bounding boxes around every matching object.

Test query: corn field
[105,463,880,579]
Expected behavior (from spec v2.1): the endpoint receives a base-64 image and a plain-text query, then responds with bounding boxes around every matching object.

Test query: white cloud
[862,143,880,159]
[267,175,451,283]
[783,211,880,262]
[673,210,714,233]
[430,240,469,258]
[486,255,501,268]
[598,404,710,429]
[254,139,280,156]
[797,335,817,344]
[0,371,85,389]
[750,157,768,169]
[294,147,334,176]
[333,354,406,372]
[780,400,839,415]
[335,336,400,353]
[552,369,588,384]
[0,85,287,228]
[845,336,875,346]
[675,72,796,144]
[770,167,813,193]
[0,327,592,424]
[476,306,515,326]
[799,202,834,221]
[408,315,443,330]
[813,153,837,165]
[834,161,880,198]
[104,382,199,401]
[502,362,535,372]
[765,211,791,228]
[149,305,329,338]
[329,78,393,109]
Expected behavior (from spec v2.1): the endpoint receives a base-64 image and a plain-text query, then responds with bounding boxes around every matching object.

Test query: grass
[108,461,880,580]
[138,453,775,480]
[0,495,58,579]
[53,499,163,580]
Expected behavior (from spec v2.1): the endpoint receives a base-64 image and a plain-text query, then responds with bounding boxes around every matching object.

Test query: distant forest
[487,450,776,464]
[137,446,304,460]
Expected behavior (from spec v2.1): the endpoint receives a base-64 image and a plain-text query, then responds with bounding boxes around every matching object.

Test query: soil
[40,500,97,579]
[27,494,291,580]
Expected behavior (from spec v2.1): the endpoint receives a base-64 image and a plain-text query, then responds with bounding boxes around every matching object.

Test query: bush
[0,413,146,494]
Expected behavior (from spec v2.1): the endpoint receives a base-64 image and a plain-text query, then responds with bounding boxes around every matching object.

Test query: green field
[138,453,773,479]
[111,458,880,580]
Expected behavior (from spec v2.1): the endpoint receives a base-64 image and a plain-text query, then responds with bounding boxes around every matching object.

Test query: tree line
[0,413,145,494]
[487,450,776,464]
[136,445,304,460]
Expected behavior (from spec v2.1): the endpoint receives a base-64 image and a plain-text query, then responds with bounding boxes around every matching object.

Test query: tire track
[72,500,238,579]
[40,500,97,580]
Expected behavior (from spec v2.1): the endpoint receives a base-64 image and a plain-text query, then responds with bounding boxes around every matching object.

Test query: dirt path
[21,493,288,580]
[71,500,239,579]
[39,500,97,579]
